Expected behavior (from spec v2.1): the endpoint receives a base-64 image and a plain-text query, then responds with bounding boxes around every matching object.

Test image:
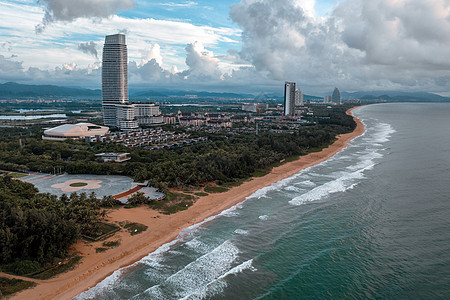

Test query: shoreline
[12,107,365,300]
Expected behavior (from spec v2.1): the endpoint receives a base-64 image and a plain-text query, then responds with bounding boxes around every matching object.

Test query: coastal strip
[12,108,365,300]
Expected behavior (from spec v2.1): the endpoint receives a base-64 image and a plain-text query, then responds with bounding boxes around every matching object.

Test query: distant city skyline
[0,0,449,96]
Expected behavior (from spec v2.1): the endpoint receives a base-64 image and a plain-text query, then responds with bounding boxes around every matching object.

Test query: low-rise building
[95,152,131,163]
[42,123,109,141]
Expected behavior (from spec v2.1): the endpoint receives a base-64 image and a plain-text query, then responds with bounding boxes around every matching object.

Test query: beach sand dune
[12,108,364,300]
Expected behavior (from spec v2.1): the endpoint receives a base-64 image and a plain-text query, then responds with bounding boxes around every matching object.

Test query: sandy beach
[10,108,365,300]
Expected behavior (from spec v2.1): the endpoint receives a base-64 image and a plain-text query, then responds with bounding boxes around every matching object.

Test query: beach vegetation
[82,222,120,241]
[204,186,229,193]
[127,192,150,205]
[122,222,148,235]
[0,178,107,277]
[103,240,120,248]
[252,169,270,177]
[31,256,81,280]
[148,192,195,214]
[194,192,208,197]
[0,277,36,297]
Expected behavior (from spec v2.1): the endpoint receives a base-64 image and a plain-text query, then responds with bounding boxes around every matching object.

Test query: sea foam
[137,240,240,299]
[289,121,393,206]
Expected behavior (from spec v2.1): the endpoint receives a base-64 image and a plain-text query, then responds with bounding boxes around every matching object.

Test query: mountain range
[0,82,447,102]
[0,82,100,98]
[341,91,447,102]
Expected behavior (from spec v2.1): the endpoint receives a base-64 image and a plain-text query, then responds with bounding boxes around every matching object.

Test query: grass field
[8,173,28,179]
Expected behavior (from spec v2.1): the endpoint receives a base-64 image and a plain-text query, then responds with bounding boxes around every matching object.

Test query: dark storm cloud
[35,0,135,33]
[78,41,98,59]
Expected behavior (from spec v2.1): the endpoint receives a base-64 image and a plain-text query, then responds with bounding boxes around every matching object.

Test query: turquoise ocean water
[77,103,450,299]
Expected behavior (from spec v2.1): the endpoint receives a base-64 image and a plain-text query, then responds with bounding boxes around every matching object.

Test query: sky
[0,0,449,96]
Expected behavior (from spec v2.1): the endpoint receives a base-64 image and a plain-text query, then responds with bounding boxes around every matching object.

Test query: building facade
[295,88,304,106]
[42,123,109,141]
[332,87,341,104]
[284,82,296,116]
[133,103,163,125]
[102,34,163,130]
[102,34,128,127]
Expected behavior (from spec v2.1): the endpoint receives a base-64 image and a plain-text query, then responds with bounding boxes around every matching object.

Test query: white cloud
[160,1,198,8]
[0,1,239,74]
[140,43,163,66]
[229,0,450,94]
[1,0,449,94]
[183,41,222,79]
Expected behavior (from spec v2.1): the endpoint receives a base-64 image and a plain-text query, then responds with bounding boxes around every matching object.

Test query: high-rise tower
[295,87,303,107]
[102,34,128,127]
[284,82,296,116]
[332,87,341,105]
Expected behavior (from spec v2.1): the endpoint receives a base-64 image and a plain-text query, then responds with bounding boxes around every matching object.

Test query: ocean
[76,103,450,299]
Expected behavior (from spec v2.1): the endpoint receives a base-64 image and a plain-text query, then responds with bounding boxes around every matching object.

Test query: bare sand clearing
[51,179,102,192]
[12,108,365,300]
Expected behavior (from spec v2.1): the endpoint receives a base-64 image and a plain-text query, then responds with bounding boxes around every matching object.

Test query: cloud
[230,0,450,94]
[336,0,450,68]
[140,43,163,66]
[0,55,24,76]
[0,54,100,86]
[182,41,222,79]
[36,0,135,33]
[160,1,198,8]
[78,41,98,59]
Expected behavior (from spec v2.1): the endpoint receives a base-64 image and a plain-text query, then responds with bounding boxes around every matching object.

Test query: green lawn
[8,173,28,179]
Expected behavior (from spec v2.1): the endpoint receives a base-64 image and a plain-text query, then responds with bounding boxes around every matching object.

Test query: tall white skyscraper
[102,34,129,127]
[284,82,296,116]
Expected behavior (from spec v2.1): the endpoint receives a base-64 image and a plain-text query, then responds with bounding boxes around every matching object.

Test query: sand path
[12,108,365,300]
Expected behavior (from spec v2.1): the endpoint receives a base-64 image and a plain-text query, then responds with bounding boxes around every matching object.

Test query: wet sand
[12,108,365,300]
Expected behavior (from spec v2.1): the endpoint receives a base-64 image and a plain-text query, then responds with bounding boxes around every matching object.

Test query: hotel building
[284,82,296,116]
[102,34,162,130]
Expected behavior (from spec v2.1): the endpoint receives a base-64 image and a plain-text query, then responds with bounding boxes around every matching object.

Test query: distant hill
[341,91,447,102]
[131,89,256,99]
[303,94,323,100]
[132,90,167,97]
[0,82,101,98]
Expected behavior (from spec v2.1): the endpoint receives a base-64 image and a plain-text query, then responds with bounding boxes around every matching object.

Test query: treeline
[0,177,110,272]
[0,107,356,188]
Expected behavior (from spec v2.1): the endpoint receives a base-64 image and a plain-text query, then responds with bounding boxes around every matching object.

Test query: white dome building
[42,123,109,141]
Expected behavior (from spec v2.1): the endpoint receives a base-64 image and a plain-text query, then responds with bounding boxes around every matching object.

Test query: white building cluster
[102,34,163,130]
